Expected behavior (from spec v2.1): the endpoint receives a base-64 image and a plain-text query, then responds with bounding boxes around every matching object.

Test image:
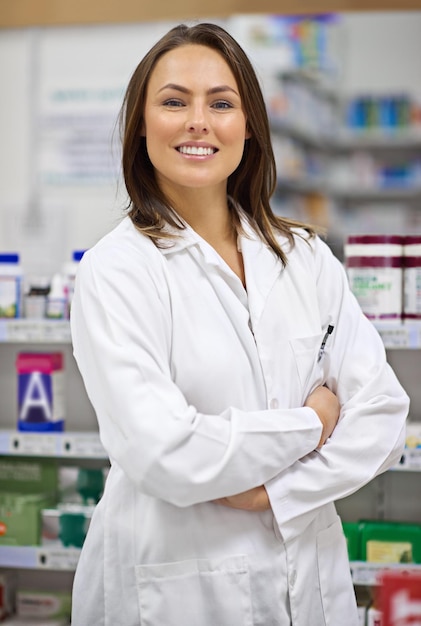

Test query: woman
[70,22,409,625]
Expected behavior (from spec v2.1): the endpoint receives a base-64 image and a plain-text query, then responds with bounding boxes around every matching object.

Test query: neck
[170,187,236,248]
[168,186,245,287]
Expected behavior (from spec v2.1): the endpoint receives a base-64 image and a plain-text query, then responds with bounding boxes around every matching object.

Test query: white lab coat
[70,214,409,626]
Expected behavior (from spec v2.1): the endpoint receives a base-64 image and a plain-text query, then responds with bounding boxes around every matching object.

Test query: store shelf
[0,319,71,343]
[330,185,421,201]
[277,67,339,102]
[270,117,333,149]
[0,430,107,459]
[350,561,421,586]
[276,176,328,195]
[335,129,421,151]
[0,545,80,571]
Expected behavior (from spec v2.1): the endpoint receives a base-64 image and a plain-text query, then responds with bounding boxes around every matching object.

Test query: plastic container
[46,274,67,319]
[0,253,23,318]
[24,278,50,319]
[345,235,404,320]
[403,235,421,321]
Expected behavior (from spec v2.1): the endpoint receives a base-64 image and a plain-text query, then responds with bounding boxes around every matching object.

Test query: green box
[360,520,421,564]
[0,456,58,497]
[0,492,54,546]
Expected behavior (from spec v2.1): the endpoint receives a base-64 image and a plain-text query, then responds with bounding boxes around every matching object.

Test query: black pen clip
[317,324,334,362]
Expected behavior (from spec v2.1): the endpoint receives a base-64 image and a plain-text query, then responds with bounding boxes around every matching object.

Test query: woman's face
[143,44,250,199]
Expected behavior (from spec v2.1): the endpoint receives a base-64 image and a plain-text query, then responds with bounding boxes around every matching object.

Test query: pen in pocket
[317,324,334,362]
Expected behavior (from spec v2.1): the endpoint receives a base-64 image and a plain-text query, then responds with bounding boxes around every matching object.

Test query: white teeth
[178,146,215,156]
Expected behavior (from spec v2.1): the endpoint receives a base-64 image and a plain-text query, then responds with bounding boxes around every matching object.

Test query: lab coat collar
[158,207,287,323]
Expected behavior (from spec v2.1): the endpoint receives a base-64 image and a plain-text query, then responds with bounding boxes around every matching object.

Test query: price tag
[61,433,107,459]
[37,547,81,570]
[0,319,71,343]
[9,432,59,456]
[351,562,380,586]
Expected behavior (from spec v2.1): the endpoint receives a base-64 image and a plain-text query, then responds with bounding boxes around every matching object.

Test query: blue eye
[163,99,184,107]
[213,101,233,110]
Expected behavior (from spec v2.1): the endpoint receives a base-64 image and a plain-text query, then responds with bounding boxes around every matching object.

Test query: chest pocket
[289,332,326,405]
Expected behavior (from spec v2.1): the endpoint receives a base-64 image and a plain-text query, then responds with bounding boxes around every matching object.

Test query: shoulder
[80,217,167,276]
[87,217,155,258]
[77,217,170,294]
[284,228,335,266]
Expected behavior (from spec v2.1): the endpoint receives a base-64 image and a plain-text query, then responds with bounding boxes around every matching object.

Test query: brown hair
[119,22,316,265]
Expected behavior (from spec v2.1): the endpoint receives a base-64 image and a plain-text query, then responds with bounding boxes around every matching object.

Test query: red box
[378,570,421,625]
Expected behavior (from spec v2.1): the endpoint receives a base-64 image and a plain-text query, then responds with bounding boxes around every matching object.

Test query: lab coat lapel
[240,230,285,327]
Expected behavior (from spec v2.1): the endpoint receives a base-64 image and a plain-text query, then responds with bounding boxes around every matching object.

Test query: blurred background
[0,5,420,625]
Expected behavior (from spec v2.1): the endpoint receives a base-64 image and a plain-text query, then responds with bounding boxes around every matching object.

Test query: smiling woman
[69,22,409,626]
[142,44,250,215]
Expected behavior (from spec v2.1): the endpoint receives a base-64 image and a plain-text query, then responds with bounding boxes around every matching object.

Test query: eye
[163,99,184,108]
[212,100,233,110]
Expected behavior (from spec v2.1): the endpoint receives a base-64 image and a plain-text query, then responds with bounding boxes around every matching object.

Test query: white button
[290,570,297,588]
[270,398,279,409]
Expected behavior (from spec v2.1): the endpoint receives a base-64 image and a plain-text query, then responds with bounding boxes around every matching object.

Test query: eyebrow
[157,83,239,97]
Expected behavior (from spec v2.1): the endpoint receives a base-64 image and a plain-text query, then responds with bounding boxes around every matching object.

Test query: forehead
[148,44,239,89]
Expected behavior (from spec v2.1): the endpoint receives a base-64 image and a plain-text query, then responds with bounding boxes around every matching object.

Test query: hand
[305,385,340,448]
[213,485,270,511]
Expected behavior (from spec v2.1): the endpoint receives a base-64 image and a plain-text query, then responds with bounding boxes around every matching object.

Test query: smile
[177,146,217,156]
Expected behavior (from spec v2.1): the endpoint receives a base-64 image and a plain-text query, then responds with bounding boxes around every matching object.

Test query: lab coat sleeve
[265,235,409,543]
[70,237,322,507]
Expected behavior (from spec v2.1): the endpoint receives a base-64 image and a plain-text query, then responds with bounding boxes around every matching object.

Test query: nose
[186,104,209,134]
[187,122,208,133]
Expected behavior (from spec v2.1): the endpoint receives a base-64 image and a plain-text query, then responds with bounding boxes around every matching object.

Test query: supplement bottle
[345,235,404,321]
[0,253,23,318]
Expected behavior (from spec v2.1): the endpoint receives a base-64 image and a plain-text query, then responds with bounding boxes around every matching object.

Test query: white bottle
[62,250,86,319]
[46,273,67,319]
[0,253,23,318]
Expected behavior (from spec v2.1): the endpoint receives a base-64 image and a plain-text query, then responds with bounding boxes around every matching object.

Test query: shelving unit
[0,314,108,624]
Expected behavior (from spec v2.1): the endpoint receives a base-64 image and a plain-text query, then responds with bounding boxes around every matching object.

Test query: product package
[16,352,65,432]
[378,570,421,626]
[41,504,94,549]
[0,492,53,546]
[16,590,71,620]
[0,458,58,546]
[360,520,421,564]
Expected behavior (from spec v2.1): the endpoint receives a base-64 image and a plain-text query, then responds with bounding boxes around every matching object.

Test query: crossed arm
[213,385,340,511]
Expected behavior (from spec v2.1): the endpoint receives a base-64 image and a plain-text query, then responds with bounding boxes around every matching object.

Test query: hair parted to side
[119,22,316,265]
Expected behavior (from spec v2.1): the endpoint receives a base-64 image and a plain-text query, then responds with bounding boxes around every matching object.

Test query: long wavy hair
[119,22,315,265]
